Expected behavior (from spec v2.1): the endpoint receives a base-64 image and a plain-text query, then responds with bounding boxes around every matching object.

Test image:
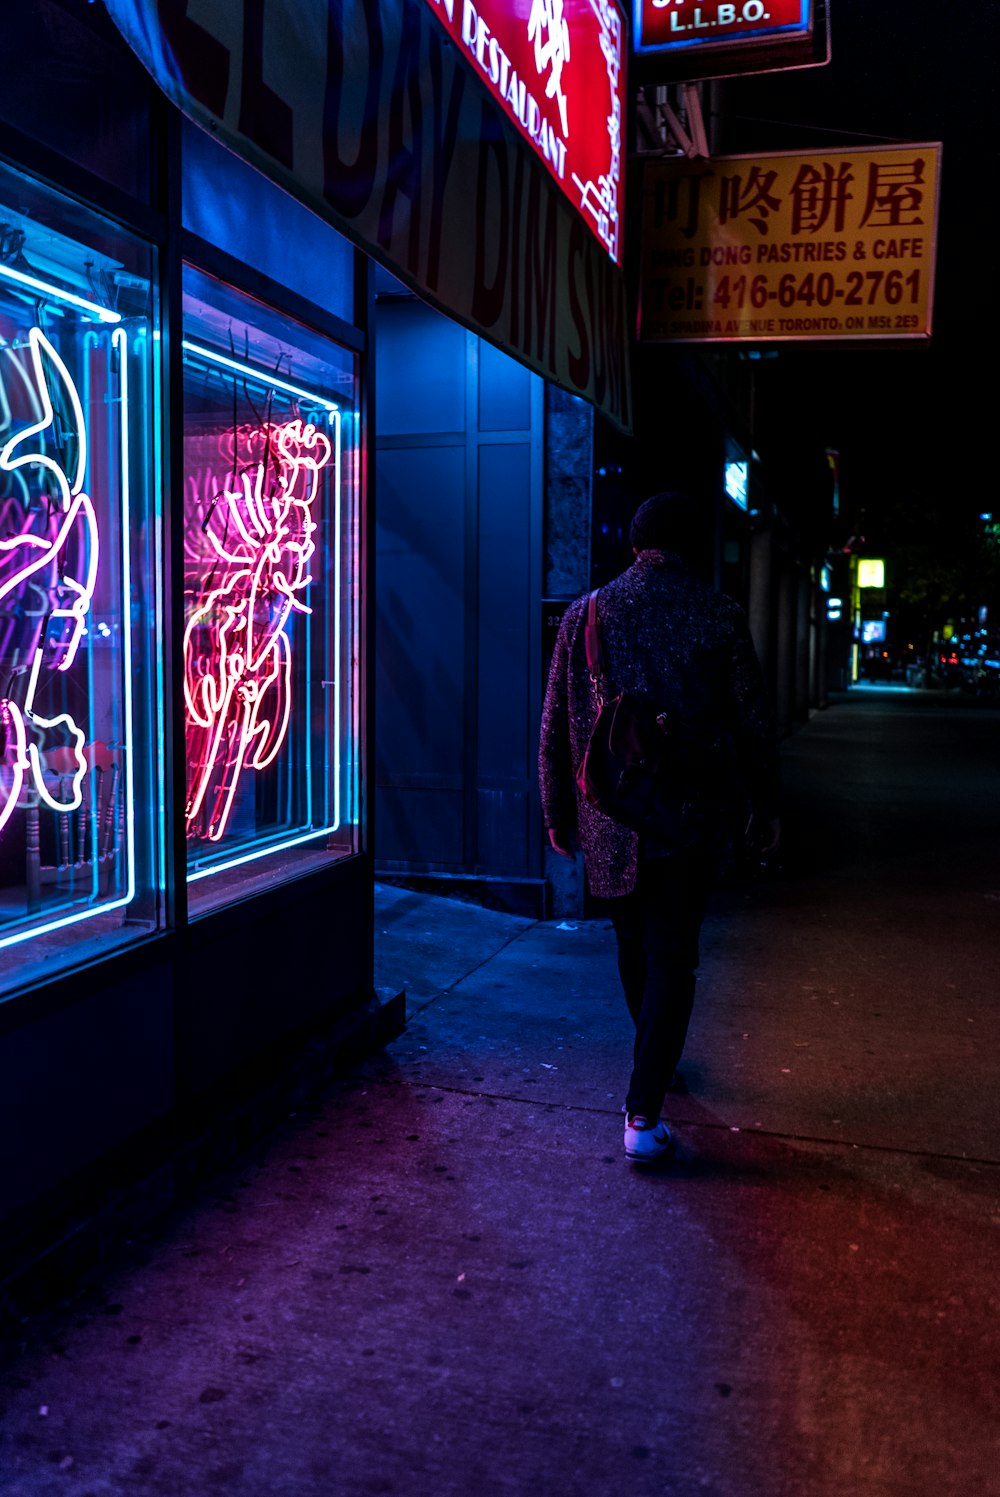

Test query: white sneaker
[624,1114,673,1163]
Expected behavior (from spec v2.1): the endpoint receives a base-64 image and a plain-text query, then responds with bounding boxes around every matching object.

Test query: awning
[104,0,632,432]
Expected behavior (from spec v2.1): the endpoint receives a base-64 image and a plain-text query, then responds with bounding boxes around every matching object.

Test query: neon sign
[632,0,829,83]
[182,342,343,874]
[0,329,100,832]
[0,306,137,950]
[423,0,627,266]
[184,417,332,843]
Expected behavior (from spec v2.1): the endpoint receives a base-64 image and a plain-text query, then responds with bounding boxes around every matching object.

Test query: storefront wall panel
[477,437,541,875]
[176,861,372,1102]
[375,290,543,885]
[180,118,354,326]
[0,955,174,1222]
[374,442,468,868]
[0,1,154,204]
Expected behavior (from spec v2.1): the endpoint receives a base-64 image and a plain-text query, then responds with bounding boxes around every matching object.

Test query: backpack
[574,590,749,852]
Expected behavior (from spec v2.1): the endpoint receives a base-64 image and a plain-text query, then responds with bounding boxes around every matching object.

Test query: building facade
[0,0,833,1291]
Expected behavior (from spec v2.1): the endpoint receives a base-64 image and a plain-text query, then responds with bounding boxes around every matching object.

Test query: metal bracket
[660,83,710,160]
[634,82,710,160]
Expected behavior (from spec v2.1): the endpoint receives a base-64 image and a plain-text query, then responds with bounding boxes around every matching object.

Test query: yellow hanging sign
[640,144,941,346]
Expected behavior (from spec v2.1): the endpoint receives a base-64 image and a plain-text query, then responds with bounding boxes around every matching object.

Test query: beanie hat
[629,490,706,561]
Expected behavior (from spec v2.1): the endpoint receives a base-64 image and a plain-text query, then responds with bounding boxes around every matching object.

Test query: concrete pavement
[1,686,998,1496]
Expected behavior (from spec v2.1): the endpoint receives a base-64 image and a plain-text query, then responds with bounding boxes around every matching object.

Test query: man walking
[539,491,781,1164]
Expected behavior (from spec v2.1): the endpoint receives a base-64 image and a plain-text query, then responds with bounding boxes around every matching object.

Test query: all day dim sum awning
[104,0,633,432]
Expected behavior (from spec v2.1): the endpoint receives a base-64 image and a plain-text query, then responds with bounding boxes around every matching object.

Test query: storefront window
[0,162,162,994]
[182,268,359,913]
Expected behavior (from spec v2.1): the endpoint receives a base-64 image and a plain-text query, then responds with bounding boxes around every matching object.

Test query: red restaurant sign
[423,0,627,266]
[632,0,829,83]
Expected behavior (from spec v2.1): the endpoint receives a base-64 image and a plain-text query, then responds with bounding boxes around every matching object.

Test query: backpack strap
[583,590,606,705]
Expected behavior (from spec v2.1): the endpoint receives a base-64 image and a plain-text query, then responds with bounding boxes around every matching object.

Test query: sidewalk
[1,689,998,1497]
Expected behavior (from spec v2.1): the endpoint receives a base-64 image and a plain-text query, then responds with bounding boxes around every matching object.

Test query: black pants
[609,853,716,1122]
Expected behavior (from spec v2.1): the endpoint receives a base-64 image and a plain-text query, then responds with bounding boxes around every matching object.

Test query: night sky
[713,0,996,558]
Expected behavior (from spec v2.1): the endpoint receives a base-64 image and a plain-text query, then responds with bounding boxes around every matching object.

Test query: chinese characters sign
[632,0,829,83]
[423,0,627,266]
[639,145,941,345]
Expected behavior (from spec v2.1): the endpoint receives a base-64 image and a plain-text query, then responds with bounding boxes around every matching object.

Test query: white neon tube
[0,262,121,324]
[187,824,338,882]
[181,341,339,412]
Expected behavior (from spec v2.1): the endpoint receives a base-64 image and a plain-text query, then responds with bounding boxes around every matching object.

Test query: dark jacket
[539,551,780,898]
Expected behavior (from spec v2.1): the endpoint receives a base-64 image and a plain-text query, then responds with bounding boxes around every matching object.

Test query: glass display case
[0,162,162,993]
[182,267,360,914]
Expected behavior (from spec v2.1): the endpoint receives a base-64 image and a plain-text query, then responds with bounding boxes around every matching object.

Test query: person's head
[629,490,707,564]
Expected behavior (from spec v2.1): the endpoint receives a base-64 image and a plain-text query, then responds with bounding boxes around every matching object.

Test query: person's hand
[547,826,575,859]
[756,816,781,857]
